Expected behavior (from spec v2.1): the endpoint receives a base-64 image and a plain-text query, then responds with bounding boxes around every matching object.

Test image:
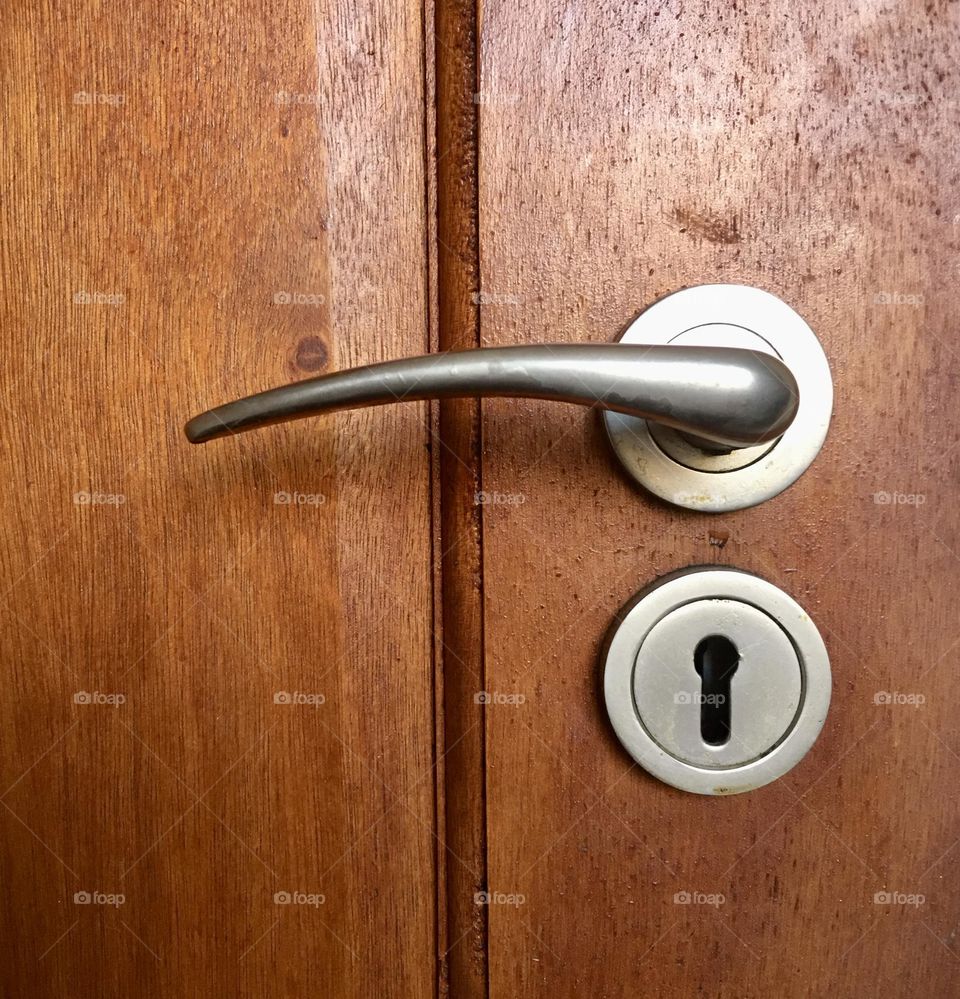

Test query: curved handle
[184,344,798,450]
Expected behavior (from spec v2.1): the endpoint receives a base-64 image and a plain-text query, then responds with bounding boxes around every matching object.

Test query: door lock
[603,567,831,795]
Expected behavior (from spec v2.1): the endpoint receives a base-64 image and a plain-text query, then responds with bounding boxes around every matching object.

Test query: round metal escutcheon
[602,567,831,795]
[603,284,832,512]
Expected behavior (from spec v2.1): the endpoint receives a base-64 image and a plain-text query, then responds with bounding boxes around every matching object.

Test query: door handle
[184,343,798,450]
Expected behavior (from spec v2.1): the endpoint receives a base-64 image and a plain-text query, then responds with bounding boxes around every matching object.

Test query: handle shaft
[185,344,798,449]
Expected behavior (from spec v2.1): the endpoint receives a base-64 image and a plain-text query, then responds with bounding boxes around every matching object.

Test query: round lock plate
[603,284,832,512]
[633,599,801,768]
[603,567,831,795]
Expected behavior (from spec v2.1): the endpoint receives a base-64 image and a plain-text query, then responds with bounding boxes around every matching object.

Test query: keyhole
[693,635,740,746]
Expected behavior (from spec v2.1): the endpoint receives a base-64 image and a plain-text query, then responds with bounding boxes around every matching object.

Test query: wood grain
[434,1,489,997]
[476,1,960,996]
[0,1,437,995]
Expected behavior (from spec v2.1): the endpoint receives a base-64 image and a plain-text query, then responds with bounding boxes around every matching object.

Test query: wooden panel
[434,0,489,996]
[0,1,436,995]
[477,2,960,995]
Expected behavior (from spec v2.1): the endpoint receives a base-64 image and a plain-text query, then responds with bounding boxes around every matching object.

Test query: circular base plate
[604,285,832,512]
[603,568,831,795]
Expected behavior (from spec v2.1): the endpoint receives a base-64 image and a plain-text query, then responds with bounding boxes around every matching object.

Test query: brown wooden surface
[476,1,960,996]
[434,0,489,996]
[4,1,960,996]
[0,1,438,996]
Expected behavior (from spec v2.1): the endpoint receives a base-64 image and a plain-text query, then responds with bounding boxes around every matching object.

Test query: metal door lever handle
[184,343,798,449]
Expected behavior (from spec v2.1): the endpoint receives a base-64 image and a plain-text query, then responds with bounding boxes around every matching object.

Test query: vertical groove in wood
[421,0,447,994]
[433,0,488,996]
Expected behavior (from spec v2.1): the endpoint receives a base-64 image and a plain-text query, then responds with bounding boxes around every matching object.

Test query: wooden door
[4,2,959,997]
[0,1,438,995]
[468,2,960,996]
